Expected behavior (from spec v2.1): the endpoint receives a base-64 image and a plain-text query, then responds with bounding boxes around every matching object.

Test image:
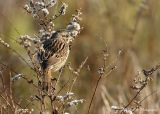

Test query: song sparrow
[37,21,81,89]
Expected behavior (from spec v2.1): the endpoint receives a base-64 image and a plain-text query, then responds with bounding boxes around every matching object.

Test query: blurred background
[0,0,160,114]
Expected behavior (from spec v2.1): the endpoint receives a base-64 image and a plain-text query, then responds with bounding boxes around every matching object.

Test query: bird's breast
[48,47,70,72]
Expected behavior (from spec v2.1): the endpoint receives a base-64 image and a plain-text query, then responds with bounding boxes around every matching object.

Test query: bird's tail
[43,69,52,91]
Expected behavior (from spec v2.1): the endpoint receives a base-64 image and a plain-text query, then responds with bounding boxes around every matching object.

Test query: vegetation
[0,0,160,114]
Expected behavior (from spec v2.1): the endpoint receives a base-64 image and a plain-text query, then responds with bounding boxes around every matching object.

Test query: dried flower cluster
[19,0,82,75]
[111,64,160,114]
[0,38,10,48]
[56,92,84,113]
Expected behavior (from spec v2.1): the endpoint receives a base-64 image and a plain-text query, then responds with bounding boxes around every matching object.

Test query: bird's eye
[55,55,59,58]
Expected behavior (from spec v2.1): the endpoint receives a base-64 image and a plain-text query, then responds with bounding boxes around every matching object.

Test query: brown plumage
[37,30,73,89]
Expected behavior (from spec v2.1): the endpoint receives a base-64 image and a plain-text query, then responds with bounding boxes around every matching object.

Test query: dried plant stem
[132,89,158,112]
[87,75,102,114]
[87,47,119,114]
[56,77,71,95]
[124,78,147,109]
[69,57,88,92]
[0,39,33,70]
[0,94,14,112]
[130,0,148,42]
[54,68,63,89]
[0,71,5,89]
[120,64,160,113]
[0,13,21,36]
[0,74,19,114]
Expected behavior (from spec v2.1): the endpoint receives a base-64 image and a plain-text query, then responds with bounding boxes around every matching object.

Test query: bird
[36,20,81,90]
[37,30,74,90]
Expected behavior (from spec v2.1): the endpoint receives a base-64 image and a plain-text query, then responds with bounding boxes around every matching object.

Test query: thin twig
[0,94,14,113]
[54,68,64,89]
[132,89,159,112]
[0,40,34,70]
[87,75,102,114]
[69,57,88,92]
